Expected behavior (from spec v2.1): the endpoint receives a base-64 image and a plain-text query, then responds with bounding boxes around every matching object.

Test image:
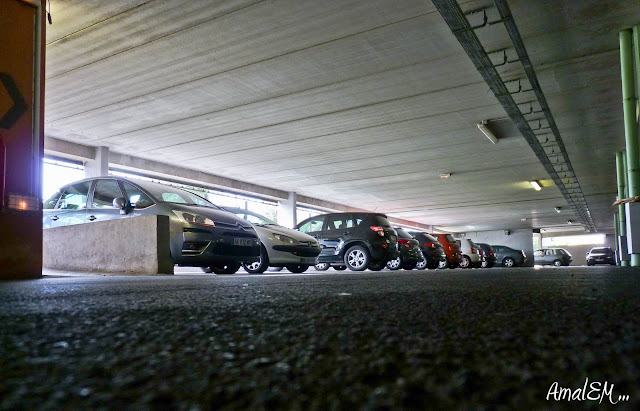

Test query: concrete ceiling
[44,0,640,233]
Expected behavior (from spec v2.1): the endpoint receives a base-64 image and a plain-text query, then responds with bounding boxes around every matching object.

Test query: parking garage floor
[1,266,639,409]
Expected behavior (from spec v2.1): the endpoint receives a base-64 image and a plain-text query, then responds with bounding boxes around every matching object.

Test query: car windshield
[591,248,611,253]
[444,234,455,243]
[232,209,277,226]
[138,183,218,208]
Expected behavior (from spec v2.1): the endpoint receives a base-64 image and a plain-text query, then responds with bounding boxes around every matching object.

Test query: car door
[296,215,327,255]
[493,246,504,263]
[322,214,354,257]
[52,181,92,226]
[86,179,127,223]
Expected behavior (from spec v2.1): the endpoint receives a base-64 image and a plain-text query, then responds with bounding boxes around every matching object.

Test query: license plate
[233,238,253,246]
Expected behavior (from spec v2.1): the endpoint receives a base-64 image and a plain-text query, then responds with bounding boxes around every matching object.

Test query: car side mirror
[113,197,131,215]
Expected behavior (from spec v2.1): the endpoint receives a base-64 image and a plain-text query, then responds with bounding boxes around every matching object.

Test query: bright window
[542,234,605,247]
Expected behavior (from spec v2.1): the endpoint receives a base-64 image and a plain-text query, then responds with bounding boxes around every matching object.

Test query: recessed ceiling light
[440,173,451,179]
[530,180,542,191]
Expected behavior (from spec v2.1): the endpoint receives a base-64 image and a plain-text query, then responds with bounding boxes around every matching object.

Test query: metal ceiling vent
[432,0,596,232]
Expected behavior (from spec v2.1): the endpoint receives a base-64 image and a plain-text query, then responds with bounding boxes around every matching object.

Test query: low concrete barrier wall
[43,215,174,274]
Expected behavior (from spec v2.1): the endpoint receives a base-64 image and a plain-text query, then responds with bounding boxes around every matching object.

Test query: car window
[444,234,455,243]
[234,210,275,226]
[43,190,63,209]
[57,181,92,210]
[298,216,325,234]
[121,182,155,209]
[424,234,439,243]
[394,228,413,239]
[534,250,544,257]
[91,179,123,208]
[372,215,391,227]
[138,183,217,208]
[326,214,353,231]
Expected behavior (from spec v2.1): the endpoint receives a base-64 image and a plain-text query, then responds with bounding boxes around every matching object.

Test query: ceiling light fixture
[554,207,562,213]
[530,180,542,191]
[440,173,451,179]
[477,121,499,144]
[567,220,573,225]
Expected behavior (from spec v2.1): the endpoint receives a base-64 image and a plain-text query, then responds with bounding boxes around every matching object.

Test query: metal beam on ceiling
[432,0,596,232]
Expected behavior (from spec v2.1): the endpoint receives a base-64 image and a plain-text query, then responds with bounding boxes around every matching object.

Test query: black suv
[586,247,616,266]
[386,227,422,270]
[408,231,447,269]
[295,212,399,271]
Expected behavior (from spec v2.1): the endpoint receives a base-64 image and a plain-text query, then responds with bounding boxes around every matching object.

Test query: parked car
[224,207,321,273]
[492,245,527,267]
[455,238,482,268]
[586,247,616,266]
[42,177,260,274]
[430,233,462,268]
[295,212,399,271]
[408,231,447,269]
[386,227,422,270]
[476,243,496,268]
[534,248,573,266]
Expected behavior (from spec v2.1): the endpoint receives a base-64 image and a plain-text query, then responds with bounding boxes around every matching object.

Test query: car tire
[503,257,515,268]
[553,259,563,267]
[416,258,427,270]
[587,260,594,266]
[242,245,269,274]
[368,260,385,271]
[402,261,417,270]
[333,265,347,271]
[208,263,241,275]
[344,245,370,271]
[459,255,471,268]
[438,260,448,269]
[315,262,330,271]
[286,264,309,273]
[481,259,488,268]
[386,256,402,270]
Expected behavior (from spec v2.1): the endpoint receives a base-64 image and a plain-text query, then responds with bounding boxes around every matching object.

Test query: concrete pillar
[616,151,630,266]
[0,0,45,280]
[278,191,297,229]
[84,146,109,178]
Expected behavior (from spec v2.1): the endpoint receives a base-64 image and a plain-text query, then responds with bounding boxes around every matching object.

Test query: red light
[370,226,385,237]
[424,243,436,248]
[398,238,410,247]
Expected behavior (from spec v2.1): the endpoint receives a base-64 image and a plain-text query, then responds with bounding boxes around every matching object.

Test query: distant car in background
[42,177,261,274]
[586,247,616,266]
[534,248,572,266]
[386,227,422,270]
[224,207,321,273]
[408,231,447,269]
[430,233,462,269]
[455,238,482,268]
[295,212,399,271]
[492,245,527,267]
[476,243,496,268]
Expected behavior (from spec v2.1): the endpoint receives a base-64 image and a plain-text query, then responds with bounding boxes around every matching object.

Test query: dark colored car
[295,212,399,271]
[476,243,496,268]
[586,247,616,266]
[386,227,422,270]
[430,233,462,269]
[42,177,260,274]
[492,245,527,267]
[534,248,572,266]
[409,231,447,269]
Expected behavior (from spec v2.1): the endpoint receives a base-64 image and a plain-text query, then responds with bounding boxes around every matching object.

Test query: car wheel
[209,263,241,275]
[201,267,214,273]
[368,260,385,271]
[438,260,448,269]
[503,257,515,267]
[315,262,330,271]
[481,259,488,268]
[344,245,370,271]
[402,261,417,270]
[587,260,594,266]
[333,265,347,271]
[386,256,402,270]
[459,255,471,268]
[416,258,427,270]
[286,264,309,273]
[242,246,269,274]
[553,259,563,267]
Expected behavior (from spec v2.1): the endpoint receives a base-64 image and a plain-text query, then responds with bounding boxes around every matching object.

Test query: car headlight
[172,210,215,227]
[273,233,299,245]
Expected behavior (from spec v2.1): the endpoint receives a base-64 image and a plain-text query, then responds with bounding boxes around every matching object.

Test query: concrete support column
[84,146,109,178]
[620,29,640,266]
[278,191,297,229]
[614,212,621,265]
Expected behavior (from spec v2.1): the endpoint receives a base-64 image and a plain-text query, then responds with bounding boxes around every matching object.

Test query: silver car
[43,177,260,274]
[224,207,321,273]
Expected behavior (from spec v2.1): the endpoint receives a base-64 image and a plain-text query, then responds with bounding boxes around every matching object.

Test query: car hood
[252,224,318,243]
[168,204,254,230]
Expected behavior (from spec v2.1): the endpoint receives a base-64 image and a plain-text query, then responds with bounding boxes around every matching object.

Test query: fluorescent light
[554,207,562,213]
[440,173,451,179]
[477,121,499,144]
[567,220,573,225]
[530,180,542,191]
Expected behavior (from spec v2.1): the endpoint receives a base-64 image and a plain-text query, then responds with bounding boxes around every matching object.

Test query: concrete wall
[455,228,534,267]
[43,215,173,274]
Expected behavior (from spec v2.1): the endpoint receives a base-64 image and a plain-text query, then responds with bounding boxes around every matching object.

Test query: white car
[224,207,321,273]
[454,238,482,268]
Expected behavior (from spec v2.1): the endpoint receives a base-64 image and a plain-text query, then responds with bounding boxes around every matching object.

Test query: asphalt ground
[1,266,640,410]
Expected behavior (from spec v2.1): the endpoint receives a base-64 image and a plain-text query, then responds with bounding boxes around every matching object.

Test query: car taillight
[370,226,385,237]
[398,238,410,247]
[471,247,476,254]
[425,242,436,248]
[489,251,494,256]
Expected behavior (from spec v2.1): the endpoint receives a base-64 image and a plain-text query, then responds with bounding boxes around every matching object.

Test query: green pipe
[617,151,627,236]
[614,211,620,265]
[634,26,640,109]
